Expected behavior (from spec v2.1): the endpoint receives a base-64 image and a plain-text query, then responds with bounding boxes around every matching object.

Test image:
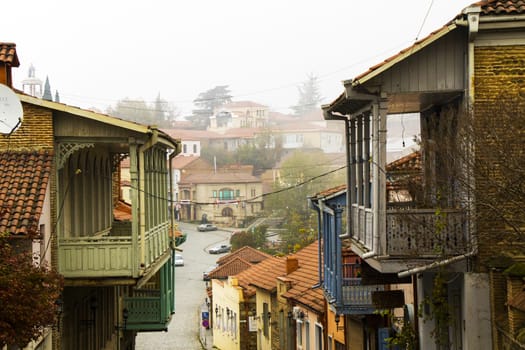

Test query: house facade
[0,44,180,349]
[320,1,525,349]
[178,165,263,227]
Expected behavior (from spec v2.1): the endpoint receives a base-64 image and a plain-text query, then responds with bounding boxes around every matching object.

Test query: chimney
[286,256,299,274]
[0,43,20,88]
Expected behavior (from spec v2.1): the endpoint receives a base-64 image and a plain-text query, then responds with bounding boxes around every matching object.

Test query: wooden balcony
[325,263,385,315]
[58,221,170,278]
[351,205,469,258]
[123,262,174,331]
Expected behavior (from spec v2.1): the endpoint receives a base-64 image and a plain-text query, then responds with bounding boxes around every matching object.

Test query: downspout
[138,129,159,270]
[363,102,380,259]
[340,117,351,239]
[308,197,323,288]
[363,95,387,259]
[168,140,182,249]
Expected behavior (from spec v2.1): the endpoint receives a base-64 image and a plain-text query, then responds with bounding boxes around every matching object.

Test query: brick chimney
[0,43,20,88]
[286,256,299,274]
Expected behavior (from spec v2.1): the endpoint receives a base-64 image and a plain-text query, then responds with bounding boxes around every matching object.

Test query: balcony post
[129,141,139,277]
[363,112,371,208]
[356,115,363,207]
[334,205,344,305]
[378,95,388,256]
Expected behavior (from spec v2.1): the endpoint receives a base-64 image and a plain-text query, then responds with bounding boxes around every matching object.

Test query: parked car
[203,264,218,281]
[174,253,184,266]
[197,223,218,232]
[208,244,231,254]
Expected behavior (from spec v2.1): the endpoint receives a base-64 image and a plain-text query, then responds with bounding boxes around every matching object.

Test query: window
[263,302,269,337]
[193,144,197,153]
[222,207,233,217]
[183,144,187,153]
[219,188,234,200]
[315,323,323,350]
[236,189,240,197]
[305,321,310,350]
[297,320,303,347]
[212,190,217,198]
[251,188,256,197]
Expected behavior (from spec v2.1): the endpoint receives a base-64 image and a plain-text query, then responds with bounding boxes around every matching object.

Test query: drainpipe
[308,197,323,289]
[138,130,159,270]
[363,102,381,259]
[168,140,182,249]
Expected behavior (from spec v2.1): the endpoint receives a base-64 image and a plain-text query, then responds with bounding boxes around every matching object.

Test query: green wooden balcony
[123,262,174,331]
[58,221,170,278]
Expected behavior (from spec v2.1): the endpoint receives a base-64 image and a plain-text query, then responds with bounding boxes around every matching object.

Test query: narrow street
[135,222,232,349]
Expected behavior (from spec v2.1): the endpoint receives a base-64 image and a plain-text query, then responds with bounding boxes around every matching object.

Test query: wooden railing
[58,221,170,278]
[351,205,468,257]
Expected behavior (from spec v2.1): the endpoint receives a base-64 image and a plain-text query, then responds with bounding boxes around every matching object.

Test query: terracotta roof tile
[386,151,421,173]
[0,43,19,67]
[477,0,525,15]
[114,200,132,221]
[0,151,52,235]
[282,241,324,313]
[234,256,286,296]
[179,171,260,185]
[208,257,253,280]
[217,245,272,265]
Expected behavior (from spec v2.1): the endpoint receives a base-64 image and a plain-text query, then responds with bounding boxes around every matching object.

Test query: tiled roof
[0,43,19,67]
[235,256,286,297]
[217,245,272,265]
[208,257,253,280]
[386,151,421,173]
[179,171,260,185]
[477,0,525,15]
[171,155,202,169]
[114,200,132,221]
[282,241,324,313]
[0,151,52,235]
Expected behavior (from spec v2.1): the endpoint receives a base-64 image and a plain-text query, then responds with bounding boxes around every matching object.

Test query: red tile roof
[208,257,253,280]
[477,0,525,15]
[171,155,202,169]
[221,101,268,109]
[0,151,52,235]
[217,245,272,265]
[114,200,132,221]
[385,151,421,173]
[282,241,324,313]
[179,171,260,185]
[234,256,286,297]
[0,43,19,67]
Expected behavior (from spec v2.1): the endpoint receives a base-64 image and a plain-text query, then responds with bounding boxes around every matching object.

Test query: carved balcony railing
[351,205,469,258]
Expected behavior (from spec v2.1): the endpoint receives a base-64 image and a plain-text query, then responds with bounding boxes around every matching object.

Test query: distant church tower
[21,64,43,98]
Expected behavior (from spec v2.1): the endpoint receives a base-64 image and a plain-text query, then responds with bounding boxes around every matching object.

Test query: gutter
[397,251,475,278]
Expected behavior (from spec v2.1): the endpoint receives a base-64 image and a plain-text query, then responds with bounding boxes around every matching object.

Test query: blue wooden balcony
[325,262,384,315]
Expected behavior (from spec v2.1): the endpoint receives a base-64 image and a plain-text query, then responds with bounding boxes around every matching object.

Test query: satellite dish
[0,83,23,134]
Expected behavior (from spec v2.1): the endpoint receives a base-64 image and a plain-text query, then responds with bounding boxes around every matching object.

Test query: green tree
[291,73,323,117]
[189,85,232,129]
[0,235,63,347]
[265,150,345,250]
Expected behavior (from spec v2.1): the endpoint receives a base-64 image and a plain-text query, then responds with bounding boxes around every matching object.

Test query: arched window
[222,207,233,217]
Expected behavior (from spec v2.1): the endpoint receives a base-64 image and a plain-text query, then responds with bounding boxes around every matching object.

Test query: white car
[174,253,184,266]
[208,244,231,254]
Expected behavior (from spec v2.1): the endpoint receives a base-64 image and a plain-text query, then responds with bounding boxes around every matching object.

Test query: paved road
[135,222,232,350]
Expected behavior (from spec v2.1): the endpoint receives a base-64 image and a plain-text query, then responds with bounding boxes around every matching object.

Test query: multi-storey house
[319,1,525,349]
[1,43,181,350]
